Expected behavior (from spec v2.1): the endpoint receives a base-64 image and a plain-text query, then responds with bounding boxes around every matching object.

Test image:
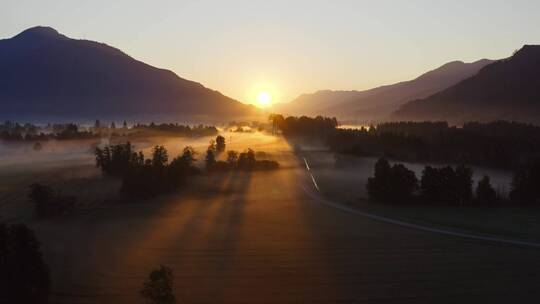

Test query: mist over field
[3,2,540,303]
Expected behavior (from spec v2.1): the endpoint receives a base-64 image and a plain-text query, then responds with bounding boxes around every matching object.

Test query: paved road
[35,152,540,303]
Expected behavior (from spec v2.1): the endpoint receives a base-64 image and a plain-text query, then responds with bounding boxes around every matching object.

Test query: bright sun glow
[256,91,272,107]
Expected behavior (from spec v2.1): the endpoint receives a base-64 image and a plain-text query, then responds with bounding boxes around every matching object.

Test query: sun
[256,91,272,107]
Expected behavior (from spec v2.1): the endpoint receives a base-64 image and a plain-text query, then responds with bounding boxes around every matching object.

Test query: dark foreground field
[3,134,540,303]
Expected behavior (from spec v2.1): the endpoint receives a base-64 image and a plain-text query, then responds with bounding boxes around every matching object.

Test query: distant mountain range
[0,26,256,119]
[394,45,540,123]
[276,59,494,121]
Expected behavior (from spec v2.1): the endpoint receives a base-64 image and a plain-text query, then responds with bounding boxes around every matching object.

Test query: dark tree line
[367,158,500,205]
[0,120,219,142]
[269,115,540,171]
[0,121,96,141]
[0,223,50,303]
[328,121,540,170]
[269,114,338,138]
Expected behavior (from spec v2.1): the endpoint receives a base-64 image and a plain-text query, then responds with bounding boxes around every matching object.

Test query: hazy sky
[2,0,539,105]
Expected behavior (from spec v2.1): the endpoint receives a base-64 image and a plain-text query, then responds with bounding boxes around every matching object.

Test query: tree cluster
[0,223,50,304]
[0,121,96,141]
[420,165,473,205]
[95,143,199,198]
[203,135,279,172]
[269,114,338,138]
[367,158,497,205]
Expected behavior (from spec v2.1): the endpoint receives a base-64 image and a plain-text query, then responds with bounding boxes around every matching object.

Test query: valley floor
[1,133,540,303]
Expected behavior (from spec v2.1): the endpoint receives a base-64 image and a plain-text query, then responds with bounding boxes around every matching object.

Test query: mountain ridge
[0,26,256,119]
[276,59,494,120]
[394,45,540,123]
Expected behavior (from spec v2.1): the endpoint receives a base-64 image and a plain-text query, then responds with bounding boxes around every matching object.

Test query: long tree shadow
[79,172,235,303]
[205,170,251,269]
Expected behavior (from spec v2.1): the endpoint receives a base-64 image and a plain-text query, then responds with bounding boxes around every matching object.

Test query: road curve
[301,157,540,249]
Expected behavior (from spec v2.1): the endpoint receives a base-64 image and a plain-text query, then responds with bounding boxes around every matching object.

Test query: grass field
[3,134,540,303]
[304,151,540,243]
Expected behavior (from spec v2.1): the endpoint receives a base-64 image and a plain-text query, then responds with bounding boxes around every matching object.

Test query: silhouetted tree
[227,150,238,166]
[95,142,141,176]
[510,159,540,204]
[151,146,169,169]
[179,146,197,168]
[140,265,176,304]
[123,120,128,129]
[420,165,473,204]
[215,135,226,153]
[0,223,50,304]
[238,148,256,170]
[269,114,285,134]
[454,165,473,204]
[476,175,497,205]
[205,148,216,170]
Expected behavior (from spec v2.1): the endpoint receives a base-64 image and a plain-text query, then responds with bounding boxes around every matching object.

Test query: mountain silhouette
[0,26,255,118]
[395,45,540,123]
[276,59,493,120]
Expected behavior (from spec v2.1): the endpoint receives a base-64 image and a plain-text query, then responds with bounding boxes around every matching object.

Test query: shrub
[140,265,176,304]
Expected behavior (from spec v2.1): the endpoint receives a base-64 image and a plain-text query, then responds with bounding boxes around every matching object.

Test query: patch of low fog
[337,124,371,131]
[0,131,290,176]
[0,139,98,170]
